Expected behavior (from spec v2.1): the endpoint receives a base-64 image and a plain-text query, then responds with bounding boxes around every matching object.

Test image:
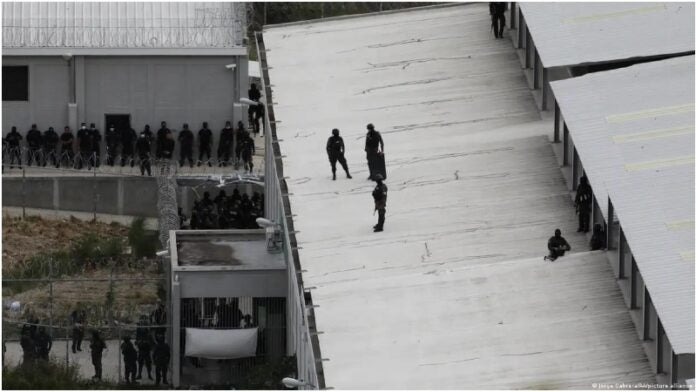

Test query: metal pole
[22,167,26,219]
[117,326,122,383]
[93,165,97,221]
[49,258,54,340]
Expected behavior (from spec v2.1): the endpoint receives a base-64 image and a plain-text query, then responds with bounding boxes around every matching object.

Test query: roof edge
[263,2,469,30]
[2,47,247,57]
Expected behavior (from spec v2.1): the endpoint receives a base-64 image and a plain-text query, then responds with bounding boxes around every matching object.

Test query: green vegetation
[127,217,158,259]
[2,360,116,390]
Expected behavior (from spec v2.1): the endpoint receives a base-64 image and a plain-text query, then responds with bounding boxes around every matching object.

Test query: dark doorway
[104,114,131,133]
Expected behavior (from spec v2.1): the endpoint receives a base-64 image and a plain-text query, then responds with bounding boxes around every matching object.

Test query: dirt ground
[1,215,129,270]
[2,215,161,335]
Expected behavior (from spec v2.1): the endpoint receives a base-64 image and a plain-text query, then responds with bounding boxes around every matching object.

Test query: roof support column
[571,147,579,190]
[524,26,532,68]
[642,288,651,341]
[510,2,516,30]
[606,198,614,250]
[533,50,541,89]
[618,227,625,279]
[630,257,638,309]
[553,102,560,143]
[516,11,524,49]
[656,320,664,373]
[562,124,569,166]
[171,280,181,388]
[541,66,548,110]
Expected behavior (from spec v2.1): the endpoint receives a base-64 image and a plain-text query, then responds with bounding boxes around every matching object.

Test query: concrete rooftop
[264,3,654,388]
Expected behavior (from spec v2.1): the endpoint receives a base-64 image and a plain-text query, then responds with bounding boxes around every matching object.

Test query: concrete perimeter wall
[2,176,265,218]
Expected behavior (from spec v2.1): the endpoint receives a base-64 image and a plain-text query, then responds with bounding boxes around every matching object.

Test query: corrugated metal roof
[551,55,695,354]
[519,2,695,68]
[265,3,654,388]
[2,2,245,49]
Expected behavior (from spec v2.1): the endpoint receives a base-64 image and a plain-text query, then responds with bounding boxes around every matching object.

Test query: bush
[128,217,158,259]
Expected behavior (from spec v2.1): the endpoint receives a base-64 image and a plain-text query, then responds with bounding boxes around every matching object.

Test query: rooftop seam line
[665,220,695,231]
[611,125,695,144]
[624,155,695,172]
[606,103,695,124]
[563,4,666,24]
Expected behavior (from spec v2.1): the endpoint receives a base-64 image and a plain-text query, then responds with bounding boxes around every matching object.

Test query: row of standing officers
[3,121,256,173]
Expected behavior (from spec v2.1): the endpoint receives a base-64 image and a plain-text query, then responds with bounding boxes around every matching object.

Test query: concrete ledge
[2,206,159,230]
[263,2,468,30]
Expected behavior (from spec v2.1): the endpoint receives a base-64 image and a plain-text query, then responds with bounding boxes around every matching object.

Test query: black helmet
[555,228,562,236]
[203,121,208,128]
[183,123,189,129]
[367,123,374,131]
[332,128,339,136]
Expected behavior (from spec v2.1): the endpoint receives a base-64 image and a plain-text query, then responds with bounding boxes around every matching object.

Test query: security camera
[256,218,277,228]
[62,53,73,61]
[281,377,307,388]
[156,250,169,257]
[225,64,237,70]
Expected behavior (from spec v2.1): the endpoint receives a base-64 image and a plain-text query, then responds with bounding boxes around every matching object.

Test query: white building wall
[2,56,70,133]
[3,55,249,156]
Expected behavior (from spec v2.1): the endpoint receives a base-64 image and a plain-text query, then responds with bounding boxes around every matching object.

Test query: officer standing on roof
[89,123,101,168]
[60,126,75,168]
[120,126,137,167]
[156,121,170,160]
[489,2,508,39]
[372,174,388,232]
[326,128,352,180]
[575,175,593,233]
[136,132,152,176]
[364,123,384,180]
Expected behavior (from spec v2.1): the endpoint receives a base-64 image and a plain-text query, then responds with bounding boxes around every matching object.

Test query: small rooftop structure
[168,230,287,388]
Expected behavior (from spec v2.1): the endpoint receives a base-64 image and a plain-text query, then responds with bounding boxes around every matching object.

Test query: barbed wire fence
[155,160,180,248]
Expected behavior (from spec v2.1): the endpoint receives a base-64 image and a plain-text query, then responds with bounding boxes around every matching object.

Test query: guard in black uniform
[489,2,507,39]
[60,126,75,168]
[6,126,23,168]
[161,132,175,160]
[88,123,101,168]
[372,174,388,232]
[155,121,170,160]
[178,123,194,168]
[545,229,571,261]
[136,133,152,176]
[120,126,137,167]
[26,124,43,167]
[197,122,213,166]
[121,336,138,383]
[105,125,120,166]
[241,131,255,173]
[326,128,352,180]
[35,326,52,361]
[152,336,170,385]
[76,123,90,169]
[42,127,59,167]
[364,123,384,180]
[218,121,233,166]
[575,175,593,232]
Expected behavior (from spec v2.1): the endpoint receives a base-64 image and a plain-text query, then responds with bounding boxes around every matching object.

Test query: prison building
[259,3,661,389]
[2,2,249,150]
[508,2,695,111]
[550,55,695,385]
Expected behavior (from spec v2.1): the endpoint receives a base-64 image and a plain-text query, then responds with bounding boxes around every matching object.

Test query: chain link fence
[2,146,265,178]
[2,257,169,385]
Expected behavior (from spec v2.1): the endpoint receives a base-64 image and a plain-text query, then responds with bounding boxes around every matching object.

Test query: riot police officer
[178,123,194,168]
[326,128,352,180]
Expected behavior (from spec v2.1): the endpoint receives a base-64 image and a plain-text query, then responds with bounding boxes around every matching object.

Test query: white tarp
[185,328,258,359]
